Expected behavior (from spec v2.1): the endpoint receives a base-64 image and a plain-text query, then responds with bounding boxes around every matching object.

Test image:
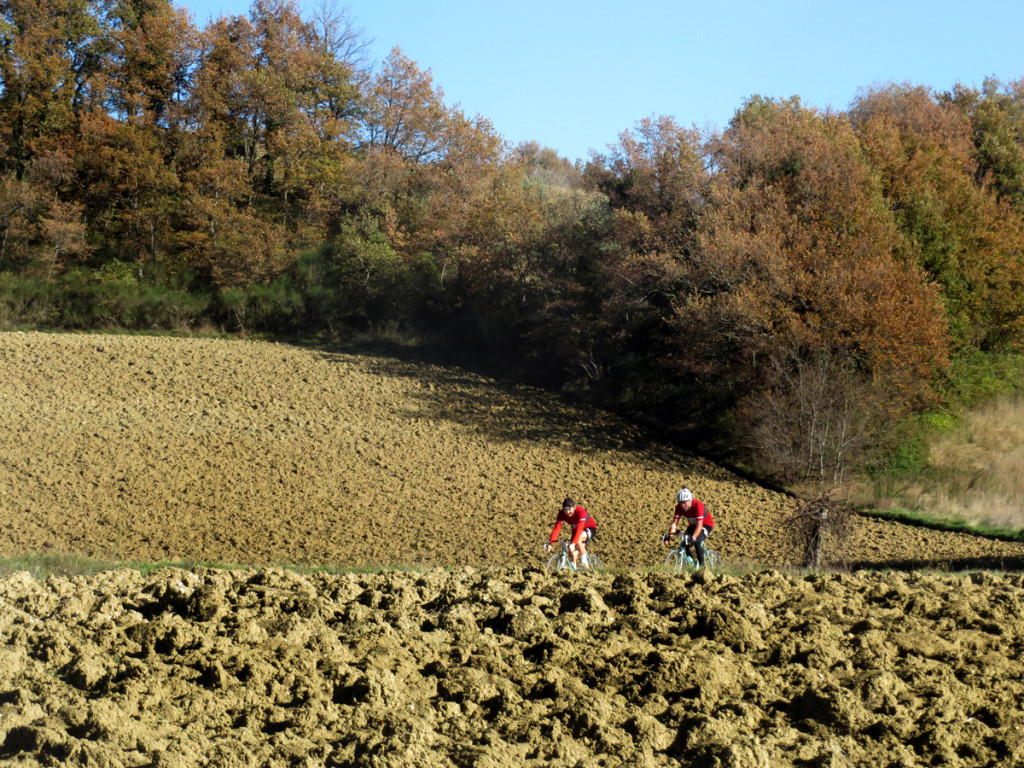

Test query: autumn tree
[686,97,950,480]
[0,0,107,280]
[342,47,545,337]
[513,141,581,190]
[588,115,708,254]
[736,342,893,485]
[0,174,40,270]
[850,83,1024,352]
[175,0,360,289]
[357,46,449,163]
[308,0,371,75]
[0,153,91,275]
[0,0,106,178]
[569,117,714,403]
[37,197,91,275]
[102,0,197,126]
[430,139,610,382]
[945,77,1024,210]
[74,112,180,270]
[350,46,451,241]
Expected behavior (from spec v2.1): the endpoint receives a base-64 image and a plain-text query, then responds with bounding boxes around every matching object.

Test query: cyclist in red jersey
[662,487,714,567]
[545,497,597,569]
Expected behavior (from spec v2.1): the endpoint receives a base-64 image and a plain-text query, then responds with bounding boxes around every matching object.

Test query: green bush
[870,417,933,479]
[138,284,210,330]
[218,287,248,332]
[0,272,59,327]
[919,411,960,435]
[944,349,1024,407]
[55,268,102,328]
[93,279,144,327]
[0,266,215,332]
[247,276,305,332]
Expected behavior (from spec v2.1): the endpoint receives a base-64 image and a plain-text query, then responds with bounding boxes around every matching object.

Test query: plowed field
[3,567,1024,767]
[3,331,1023,571]
[2,331,1024,768]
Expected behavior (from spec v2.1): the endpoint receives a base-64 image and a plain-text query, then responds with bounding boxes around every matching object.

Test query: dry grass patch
[879,395,1024,530]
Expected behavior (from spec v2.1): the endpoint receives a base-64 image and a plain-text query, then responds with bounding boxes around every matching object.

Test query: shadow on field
[850,555,1024,572]
[315,347,660,455]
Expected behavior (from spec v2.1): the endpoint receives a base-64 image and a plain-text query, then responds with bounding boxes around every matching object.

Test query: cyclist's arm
[668,505,682,536]
[548,520,564,544]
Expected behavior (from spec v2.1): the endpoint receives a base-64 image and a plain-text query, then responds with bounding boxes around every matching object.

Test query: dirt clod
[4,569,1016,766]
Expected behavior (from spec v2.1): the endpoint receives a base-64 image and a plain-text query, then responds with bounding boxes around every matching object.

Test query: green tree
[851,82,1024,352]
[945,77,1024,210]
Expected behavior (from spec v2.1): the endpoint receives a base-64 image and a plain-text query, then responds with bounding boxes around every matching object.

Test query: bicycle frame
[546,541,576,572]
[546,540,601,573]
[663,538,721,572]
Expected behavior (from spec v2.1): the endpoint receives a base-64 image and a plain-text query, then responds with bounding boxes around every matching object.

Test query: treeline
[3,0,1024,484]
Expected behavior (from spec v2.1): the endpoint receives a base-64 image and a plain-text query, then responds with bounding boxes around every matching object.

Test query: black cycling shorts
[685,525,711,544]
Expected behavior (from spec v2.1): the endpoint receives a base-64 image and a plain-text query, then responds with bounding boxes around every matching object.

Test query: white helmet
[676,488,693,503]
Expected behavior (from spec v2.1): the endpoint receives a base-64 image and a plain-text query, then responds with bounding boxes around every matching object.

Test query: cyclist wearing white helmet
[662,486,714,567]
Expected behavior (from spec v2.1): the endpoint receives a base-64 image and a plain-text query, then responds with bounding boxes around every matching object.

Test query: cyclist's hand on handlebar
[683,534,694,546]
[543,541,551,553]
[662,533,672,546]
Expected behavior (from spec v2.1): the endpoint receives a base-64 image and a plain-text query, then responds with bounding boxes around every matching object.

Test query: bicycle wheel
[703,548,722,569]
[663,550,686,572]
[546,553,577,573]
[584,554,603,572]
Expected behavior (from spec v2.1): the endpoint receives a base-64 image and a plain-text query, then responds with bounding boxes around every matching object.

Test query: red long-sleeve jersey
[549,505,595,546]
[673,499,713,528]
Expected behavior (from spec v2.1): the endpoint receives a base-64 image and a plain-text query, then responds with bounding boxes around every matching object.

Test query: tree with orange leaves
[684,97,950,481]
[850,82,1024,353]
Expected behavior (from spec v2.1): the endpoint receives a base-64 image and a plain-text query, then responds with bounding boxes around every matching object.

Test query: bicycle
[662,533,721,572]
[545,540,603,573]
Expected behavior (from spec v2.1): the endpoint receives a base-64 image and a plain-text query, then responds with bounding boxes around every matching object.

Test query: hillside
[3,331,1024,571]
[4,332,1024,768]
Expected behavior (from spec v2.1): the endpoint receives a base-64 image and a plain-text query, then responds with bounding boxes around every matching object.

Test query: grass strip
[0,553,477,581]
[858,507,1024,543]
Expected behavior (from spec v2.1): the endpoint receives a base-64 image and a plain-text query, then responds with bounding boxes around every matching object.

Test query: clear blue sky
[181,0,1024,164]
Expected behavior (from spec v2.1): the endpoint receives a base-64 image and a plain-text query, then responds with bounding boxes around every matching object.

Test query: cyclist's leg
[683,525,696,565]
[693,527,710,567]
[579,528,596,568]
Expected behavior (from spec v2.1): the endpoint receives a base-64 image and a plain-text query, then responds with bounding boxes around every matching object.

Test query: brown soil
[3,331,1023,571]
[2,567,1023,767]
[3,331,1024,767]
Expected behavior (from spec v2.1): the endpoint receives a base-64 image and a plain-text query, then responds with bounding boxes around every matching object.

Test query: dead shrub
[792,490,854,569]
